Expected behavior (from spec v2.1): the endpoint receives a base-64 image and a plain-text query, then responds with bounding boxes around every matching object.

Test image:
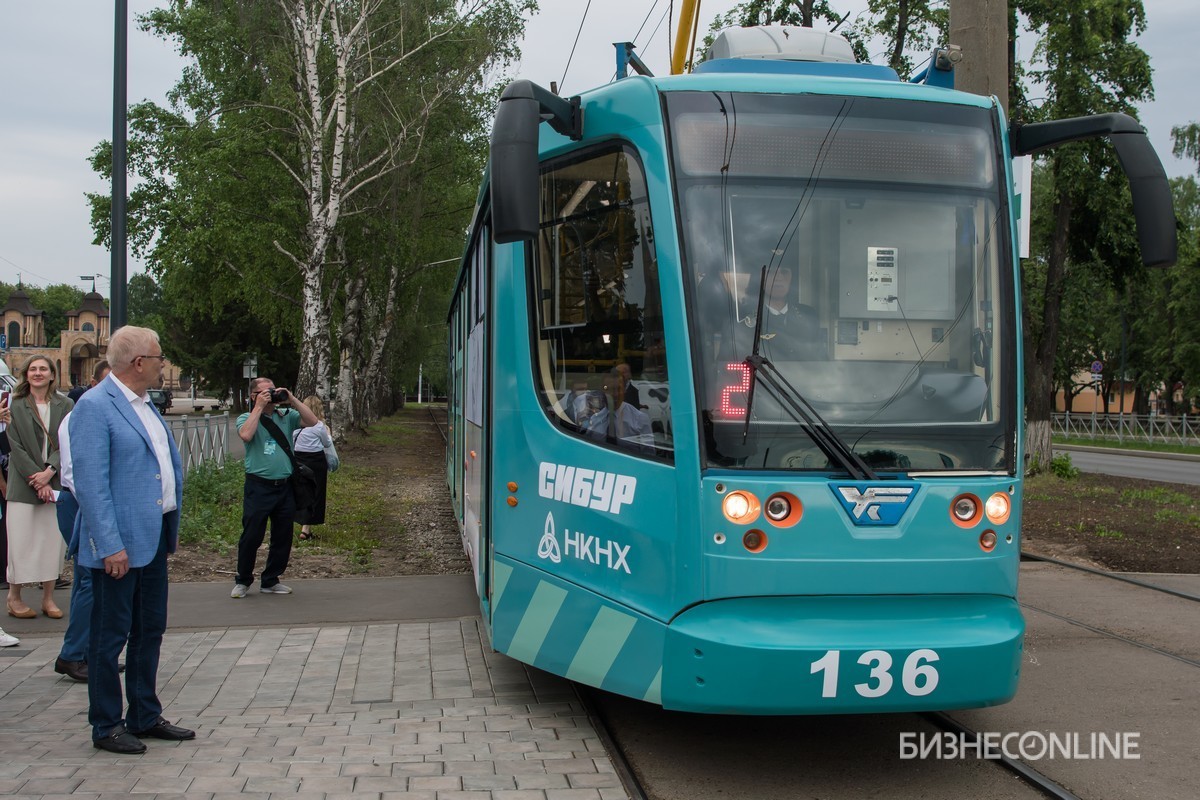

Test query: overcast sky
[0,0,1192,291]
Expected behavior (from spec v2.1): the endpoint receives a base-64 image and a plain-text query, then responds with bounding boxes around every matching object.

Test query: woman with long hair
[293,395,335,541]
[6,355,72,619]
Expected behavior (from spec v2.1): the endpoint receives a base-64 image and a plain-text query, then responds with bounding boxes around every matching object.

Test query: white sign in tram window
[466,323,484,426]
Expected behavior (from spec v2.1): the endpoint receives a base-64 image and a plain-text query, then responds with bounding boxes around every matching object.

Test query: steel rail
[427,405,448,444]
[921,712,1082,800]
[1022,552,1200,603]
[1020,602,1200,670]
[574,685,651,800]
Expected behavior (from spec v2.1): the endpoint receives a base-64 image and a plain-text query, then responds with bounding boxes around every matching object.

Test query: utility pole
[111,0,128,331]
[949,0,1009,116]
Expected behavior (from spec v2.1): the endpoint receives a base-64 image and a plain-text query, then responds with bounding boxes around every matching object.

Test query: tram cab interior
[670,93,1013,474]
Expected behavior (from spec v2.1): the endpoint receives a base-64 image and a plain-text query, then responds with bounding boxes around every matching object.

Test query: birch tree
[271,0,525,399]
[90,0,527,416]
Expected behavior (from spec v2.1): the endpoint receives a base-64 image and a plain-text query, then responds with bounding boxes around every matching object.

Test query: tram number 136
[810,649,940,699]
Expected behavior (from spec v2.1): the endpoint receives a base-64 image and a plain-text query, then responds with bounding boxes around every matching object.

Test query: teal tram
[446,26,1176,714]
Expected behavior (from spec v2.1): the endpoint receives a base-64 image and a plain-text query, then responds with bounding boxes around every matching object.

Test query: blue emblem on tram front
[833,484,918,526]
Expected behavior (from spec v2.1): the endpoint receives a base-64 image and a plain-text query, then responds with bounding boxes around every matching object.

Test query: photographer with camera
[231,378,319,599]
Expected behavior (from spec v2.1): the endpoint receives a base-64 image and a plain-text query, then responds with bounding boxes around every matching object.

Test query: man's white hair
[107,326,161,369]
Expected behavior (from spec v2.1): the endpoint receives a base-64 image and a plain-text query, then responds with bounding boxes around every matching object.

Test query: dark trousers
[88,522,169,739]
[235,478,295,588]
[56,490,91,663]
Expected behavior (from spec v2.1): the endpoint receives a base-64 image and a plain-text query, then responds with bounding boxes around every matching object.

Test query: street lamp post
[111,0,128,331]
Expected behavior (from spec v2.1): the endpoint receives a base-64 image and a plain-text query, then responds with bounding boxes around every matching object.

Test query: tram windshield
[667,93,1014,473]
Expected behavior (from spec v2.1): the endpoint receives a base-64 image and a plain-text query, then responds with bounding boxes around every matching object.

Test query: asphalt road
[1062,447,1200,485]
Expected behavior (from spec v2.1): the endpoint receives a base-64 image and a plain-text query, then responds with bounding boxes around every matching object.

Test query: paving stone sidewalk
[0,618,629,800]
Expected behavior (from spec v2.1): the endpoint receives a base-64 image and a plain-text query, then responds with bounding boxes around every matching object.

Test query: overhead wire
[559,0,594,92]
[610,1,670,82]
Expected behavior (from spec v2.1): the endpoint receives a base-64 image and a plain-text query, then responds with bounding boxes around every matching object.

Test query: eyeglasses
[135,354,166,363]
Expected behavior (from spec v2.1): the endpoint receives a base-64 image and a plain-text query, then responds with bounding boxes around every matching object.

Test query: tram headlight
[763,492,802,527]
[985,493,1011,525]
[950,494,981,527]
[765,496,790,521]
[722,491,760,524]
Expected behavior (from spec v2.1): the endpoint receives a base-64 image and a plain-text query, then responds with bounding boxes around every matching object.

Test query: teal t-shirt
[238,407,303,479]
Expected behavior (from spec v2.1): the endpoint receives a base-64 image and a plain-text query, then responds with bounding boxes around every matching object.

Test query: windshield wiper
[740,265,877,481]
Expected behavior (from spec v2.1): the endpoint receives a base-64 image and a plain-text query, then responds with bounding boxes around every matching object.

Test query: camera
[269,388,289,403]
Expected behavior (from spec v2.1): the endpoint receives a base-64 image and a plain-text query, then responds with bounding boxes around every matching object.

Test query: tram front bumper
[661,595,1023,714]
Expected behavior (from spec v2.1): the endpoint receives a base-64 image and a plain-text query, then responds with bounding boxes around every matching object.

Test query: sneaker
[230,584,249,599]
[260,583,292,595]
[0,628,19,647]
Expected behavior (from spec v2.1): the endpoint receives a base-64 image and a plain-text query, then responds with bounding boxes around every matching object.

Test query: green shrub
[178,460,245,550]
[1049,453,1079,480]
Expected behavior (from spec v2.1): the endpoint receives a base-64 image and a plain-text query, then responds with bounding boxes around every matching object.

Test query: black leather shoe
[93,724,147,754]
[132,717,195,741]
[54,658,87,682]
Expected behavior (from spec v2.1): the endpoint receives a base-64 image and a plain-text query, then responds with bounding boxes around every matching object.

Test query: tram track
[575,685,651,800]
[1018,551,1200,669]
[1018,601,1200,670]
[427,404,448,443]
[1021,552,1200,603]
[921,712,1082,800]
[581,680,1074,800]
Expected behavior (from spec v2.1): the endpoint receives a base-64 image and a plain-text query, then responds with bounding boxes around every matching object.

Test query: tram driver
[757,265,826,362]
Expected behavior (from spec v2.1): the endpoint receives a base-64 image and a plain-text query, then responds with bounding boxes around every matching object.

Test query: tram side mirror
[491,85,541,243]
[490,81,583,244]
[1012,113,1177,268]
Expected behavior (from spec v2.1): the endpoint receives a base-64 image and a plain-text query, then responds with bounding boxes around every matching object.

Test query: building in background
[1,288,185,394]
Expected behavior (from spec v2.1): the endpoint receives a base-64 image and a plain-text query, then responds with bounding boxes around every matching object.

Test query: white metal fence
[1052,413,1200,447]
[166,413,232,476]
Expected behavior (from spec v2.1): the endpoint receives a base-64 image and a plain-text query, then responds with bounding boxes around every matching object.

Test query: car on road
[147,388,170,415]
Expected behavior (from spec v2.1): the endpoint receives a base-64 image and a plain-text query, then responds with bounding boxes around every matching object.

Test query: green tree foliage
[1014,0,1154,470]
[88,0,530,421]
[849,0,947,79]
[1135,176,1200,413]
[1172,122,1200,170]
[127,272,164,332]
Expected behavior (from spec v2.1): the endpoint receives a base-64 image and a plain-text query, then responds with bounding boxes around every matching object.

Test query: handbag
[260,416,318,510]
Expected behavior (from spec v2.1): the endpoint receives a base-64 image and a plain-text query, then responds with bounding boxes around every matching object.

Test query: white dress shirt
[109,375,178,513]
[57,411,75,493]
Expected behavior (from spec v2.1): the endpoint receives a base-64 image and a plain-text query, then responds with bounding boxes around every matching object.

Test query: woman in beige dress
[5,355,72,619]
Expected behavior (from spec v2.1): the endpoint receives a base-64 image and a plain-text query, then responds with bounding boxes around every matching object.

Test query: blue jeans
[88,523,169,739]
[56,490,90,663]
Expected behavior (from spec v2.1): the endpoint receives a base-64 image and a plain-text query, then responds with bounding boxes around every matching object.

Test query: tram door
[462,225,492,613]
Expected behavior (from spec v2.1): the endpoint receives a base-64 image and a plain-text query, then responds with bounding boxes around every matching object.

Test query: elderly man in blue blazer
[70,325,192,755]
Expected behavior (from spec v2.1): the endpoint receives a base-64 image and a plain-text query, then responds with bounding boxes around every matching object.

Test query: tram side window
[532,146,673,457]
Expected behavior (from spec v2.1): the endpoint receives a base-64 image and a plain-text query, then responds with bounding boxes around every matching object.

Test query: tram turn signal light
[950,494,982,527]
[722,491,761,524]
[979,530,997,552]
[985,493,1011,525]
[507,482,518,492]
